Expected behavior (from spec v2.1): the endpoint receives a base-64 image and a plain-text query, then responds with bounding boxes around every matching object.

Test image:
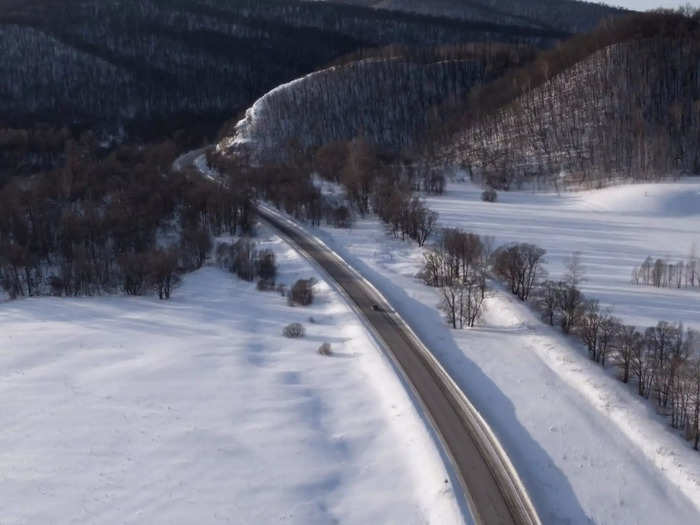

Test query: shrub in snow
[289,278,315,306]
[255,249,277,283]
[481,188,498,202]
[283,323,305,338]
[318,342,332,356]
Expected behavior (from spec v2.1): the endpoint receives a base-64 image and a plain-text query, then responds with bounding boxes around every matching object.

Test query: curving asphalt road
[257,205,541,525]
[177,149,540,525]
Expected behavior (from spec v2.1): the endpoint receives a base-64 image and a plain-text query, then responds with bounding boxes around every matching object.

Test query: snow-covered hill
[219,53,501,162]
[442,30,700,188]
[0,228,462,525]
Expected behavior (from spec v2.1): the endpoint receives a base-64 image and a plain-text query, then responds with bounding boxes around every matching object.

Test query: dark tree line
[326,0,626,34]
[1,0,567,170]
[314,138,440,245]
[0,137,255,300]
[211,136,442,248]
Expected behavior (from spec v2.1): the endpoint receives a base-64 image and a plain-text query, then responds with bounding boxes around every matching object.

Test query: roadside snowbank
[0,227,462,525]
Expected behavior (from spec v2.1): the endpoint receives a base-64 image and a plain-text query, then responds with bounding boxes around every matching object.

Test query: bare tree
[149,248,180,300]
[492,243,546,301]
[536,280,559,326]
[564,251,585,288]
[615,324,642,384]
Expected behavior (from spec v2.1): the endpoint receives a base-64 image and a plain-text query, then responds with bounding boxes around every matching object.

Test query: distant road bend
[181,150,541,525]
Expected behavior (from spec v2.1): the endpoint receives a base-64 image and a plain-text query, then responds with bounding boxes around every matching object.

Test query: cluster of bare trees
[311,138,441,245]
[600,318,700,448]
[422,228,490,328]
[0,136,256,300]
[631,249,699,290]
[375,189,438,247]
[216,239,277,289]
[492,243,546,301]
[488,248,700,449]
[116,248,180,300]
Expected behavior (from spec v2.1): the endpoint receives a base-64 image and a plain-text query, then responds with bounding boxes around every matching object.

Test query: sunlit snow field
[0,228,461,525]
[426,178,700,329]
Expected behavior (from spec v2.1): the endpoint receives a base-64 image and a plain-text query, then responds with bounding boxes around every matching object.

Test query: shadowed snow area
[0,228,462,525]
[425,179,700,329]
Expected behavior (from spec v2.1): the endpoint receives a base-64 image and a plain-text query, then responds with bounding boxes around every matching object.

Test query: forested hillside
[435,11,700,188]
[324,0,627,33]
[0,0,567,177]
[224,44,532,161]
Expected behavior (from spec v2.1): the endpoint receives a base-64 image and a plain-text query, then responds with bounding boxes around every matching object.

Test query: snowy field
[310,197,700,524]
[425,179,700,330]
[0,228,462,525]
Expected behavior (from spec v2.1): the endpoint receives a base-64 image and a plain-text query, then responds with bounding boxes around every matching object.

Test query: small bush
[256,249,277,282]
[283,322,305,338]
[215,242,234,270]
[289,278,315,306]
[257,278,275,291]
[318,342,332,356]
[232,238,257,282]
[276,283,287,297]
[482,188,498,202]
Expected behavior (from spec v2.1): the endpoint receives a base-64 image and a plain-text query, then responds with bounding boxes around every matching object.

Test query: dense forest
[219,11,700,186]
[224,43,534,161]
[0,134,264,300]
[0,0,571,179]
[325,0,627,33]
[433,11,700,188]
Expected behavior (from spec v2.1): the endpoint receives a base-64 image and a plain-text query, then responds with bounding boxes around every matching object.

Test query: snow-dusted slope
[219,57,488,161]
[0,228,462,525]
[444,36,700,188]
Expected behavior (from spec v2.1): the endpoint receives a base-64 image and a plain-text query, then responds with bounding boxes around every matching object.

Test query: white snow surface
[426,179,700,330]
[304,182,700,524]
[0,227,463,525]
